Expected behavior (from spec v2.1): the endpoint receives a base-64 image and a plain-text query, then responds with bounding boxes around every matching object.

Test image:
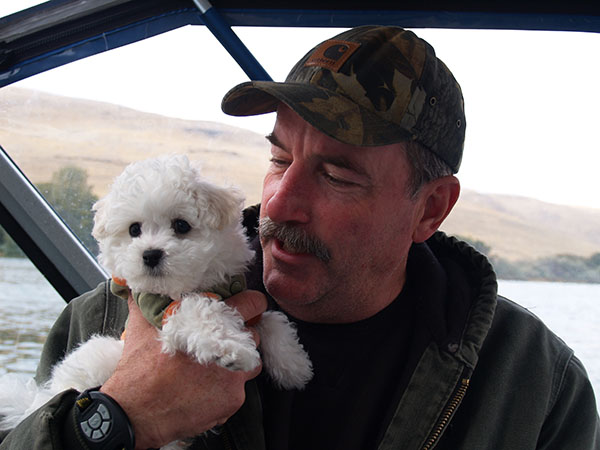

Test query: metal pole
[0,146,108,301]
[193,0,272,81]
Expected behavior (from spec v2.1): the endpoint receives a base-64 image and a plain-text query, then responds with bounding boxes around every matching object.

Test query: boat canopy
[1,0,599,300]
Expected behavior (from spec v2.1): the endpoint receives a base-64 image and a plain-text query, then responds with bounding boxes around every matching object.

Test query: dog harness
[110,275,247,329]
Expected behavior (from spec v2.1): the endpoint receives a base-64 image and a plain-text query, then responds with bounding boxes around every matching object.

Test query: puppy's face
[92,156,248,297]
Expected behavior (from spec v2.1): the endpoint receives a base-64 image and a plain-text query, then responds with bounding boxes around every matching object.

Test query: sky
[2,2,600,209]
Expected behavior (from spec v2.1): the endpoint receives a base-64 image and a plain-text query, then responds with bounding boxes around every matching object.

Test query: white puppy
[0,155,312,443]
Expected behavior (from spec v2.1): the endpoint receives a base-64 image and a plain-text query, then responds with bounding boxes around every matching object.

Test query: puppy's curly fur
[0,155,312,447]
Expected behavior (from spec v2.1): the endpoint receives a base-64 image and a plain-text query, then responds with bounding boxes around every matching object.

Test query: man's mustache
[258,217,331,263]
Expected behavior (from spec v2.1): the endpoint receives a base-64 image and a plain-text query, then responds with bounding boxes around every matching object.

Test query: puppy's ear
[197,183,244,230]
[91,197,109,240]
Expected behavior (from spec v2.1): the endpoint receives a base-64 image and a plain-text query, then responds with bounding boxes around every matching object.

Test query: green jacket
[0,223,598,449]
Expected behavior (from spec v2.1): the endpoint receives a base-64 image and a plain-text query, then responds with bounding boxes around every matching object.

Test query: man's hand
[100,290,266,449]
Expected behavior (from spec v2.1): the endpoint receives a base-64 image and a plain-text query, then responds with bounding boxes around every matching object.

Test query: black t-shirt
[259,276,432,450]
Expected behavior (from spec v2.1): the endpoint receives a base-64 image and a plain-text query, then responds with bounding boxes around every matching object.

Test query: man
[1,25,598,450]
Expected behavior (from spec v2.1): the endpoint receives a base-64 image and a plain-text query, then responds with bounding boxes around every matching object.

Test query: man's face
[260,105,428,323]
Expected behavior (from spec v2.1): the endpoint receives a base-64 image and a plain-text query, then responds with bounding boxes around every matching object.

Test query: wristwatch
[73,387,135,450]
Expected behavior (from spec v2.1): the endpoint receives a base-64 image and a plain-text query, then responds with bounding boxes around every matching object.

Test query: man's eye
[324,172,354,187]
[172,219,191,235]
[129,222,142,237]
[269,157,289,168]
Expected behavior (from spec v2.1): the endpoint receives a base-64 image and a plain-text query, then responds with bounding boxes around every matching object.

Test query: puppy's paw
[160,438,193,450]
[256,311,313,390]
[160,293,260,371]
[215,343,261,372]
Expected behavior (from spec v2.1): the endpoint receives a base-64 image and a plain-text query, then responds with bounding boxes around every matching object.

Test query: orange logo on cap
[305,39,361,72]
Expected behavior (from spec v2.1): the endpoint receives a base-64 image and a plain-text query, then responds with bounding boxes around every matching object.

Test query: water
[0,258,598,402]
[0,258,66,376]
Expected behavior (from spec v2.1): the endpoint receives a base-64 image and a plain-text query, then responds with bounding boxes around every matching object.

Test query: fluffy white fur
[0,155,312,443]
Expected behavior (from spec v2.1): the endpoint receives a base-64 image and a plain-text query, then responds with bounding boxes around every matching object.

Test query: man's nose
[264,164,311,225]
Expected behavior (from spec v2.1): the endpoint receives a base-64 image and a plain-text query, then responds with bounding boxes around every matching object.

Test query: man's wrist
[63,387,135,450]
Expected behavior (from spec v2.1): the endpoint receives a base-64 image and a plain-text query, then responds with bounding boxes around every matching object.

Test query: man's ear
[412,175,460,243]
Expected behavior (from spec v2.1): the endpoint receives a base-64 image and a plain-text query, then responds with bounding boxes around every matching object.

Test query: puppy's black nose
[143,249,164,268]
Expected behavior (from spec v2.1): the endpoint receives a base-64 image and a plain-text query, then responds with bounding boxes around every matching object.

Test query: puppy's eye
[172,219,191,235]
[129,222,142,237]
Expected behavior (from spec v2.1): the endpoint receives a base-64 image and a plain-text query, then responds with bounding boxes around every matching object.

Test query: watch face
[75,390,134,450]
[80,401,112,441]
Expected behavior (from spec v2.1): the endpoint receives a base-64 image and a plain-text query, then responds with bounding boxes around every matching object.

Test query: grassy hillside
[0,86,270,205]
[2,86,599,262]
[441,190,600,261]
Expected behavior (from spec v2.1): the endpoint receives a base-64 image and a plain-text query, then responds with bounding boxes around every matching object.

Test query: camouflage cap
[221,25,465,172]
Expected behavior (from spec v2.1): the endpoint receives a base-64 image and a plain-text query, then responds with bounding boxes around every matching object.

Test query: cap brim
[222,81,413,147]
[222,80,331,117]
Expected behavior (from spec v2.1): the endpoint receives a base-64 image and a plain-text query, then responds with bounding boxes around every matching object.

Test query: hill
[441,190,600,261]
[0,86,270,204]
[1,86,599,262]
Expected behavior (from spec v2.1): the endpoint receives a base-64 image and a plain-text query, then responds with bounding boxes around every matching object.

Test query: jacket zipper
[421,376,470,450]
[222,426,234,450]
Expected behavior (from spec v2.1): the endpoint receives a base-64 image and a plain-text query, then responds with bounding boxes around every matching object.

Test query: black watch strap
[71,387,135,450]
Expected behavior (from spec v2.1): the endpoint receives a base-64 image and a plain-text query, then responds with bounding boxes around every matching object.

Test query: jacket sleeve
[0,281,128,449]
[537,355,600,449]
[35,280,128,383]
[0,390,79,449]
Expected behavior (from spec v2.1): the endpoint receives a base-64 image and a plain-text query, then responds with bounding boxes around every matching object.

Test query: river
[0,257,598,403]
